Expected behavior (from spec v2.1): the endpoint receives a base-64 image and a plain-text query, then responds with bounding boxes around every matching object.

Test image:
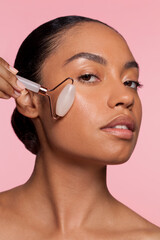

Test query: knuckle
[7,71,17,83]
[0,81,13,96]
[7,71,13,80]
[7,84,14,94]
[0,57,9,68]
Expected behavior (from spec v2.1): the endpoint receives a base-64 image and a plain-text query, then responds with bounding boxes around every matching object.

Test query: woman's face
[39,22,142,165]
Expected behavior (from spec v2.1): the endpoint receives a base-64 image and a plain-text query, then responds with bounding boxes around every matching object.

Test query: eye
[124,80,143,90]
[77,73,99,84]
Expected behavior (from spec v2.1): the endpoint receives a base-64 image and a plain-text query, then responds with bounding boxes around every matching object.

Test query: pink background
[0,0,160,226]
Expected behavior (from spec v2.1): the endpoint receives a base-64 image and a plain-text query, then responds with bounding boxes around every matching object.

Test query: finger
[0,57,18,76]
[0,57,18,74]
[0,57,23,91]
[0,65,24,92]
[0,57,10,70]
[8,65,18,75]
[0,76,22,98]
[0,90,11,99]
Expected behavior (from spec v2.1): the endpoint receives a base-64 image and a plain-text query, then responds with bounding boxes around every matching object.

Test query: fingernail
[9,65,18,75]
[14,90,21,97]
[17,80,25,89]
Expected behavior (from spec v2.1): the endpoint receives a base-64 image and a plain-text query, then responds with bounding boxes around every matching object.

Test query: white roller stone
[55,84,76,117]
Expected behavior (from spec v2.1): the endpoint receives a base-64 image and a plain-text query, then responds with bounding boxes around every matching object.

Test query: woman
[0,16,159,239]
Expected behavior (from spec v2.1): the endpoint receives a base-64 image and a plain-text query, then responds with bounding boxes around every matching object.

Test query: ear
[16,89,39,118]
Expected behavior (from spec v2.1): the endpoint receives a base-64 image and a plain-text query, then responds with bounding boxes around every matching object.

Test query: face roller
[16,75,76,119]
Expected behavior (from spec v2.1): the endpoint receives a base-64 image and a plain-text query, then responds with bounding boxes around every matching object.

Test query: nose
[107,82,134,111]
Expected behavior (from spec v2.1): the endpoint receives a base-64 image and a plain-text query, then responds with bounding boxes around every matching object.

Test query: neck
[25,150,113,233]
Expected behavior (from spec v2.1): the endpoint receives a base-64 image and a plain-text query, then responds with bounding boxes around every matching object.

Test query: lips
[103,115,135,131]
[100,115,136,140]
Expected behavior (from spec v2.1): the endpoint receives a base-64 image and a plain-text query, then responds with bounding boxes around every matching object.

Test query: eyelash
[124,80,143,90]
[77,73,99,84]
[77,73,143,90]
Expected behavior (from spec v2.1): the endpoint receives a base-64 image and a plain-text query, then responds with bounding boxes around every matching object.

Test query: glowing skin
[38,23,142,166]
[0,22,160,239]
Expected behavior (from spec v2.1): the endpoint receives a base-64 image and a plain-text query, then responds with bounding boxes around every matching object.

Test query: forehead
[58,22,133,60]
[42,22,135,85]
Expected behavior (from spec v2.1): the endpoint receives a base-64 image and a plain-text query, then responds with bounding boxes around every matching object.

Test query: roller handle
[17,75,41,93]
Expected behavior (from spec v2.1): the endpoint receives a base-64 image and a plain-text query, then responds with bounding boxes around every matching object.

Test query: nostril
[115,102,123,107]
[115,101,133,110]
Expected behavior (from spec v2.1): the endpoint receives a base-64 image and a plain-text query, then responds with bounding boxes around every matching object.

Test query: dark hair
[11,15,114,154]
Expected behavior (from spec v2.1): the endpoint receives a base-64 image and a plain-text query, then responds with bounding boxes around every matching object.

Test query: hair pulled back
[11,15,112,154]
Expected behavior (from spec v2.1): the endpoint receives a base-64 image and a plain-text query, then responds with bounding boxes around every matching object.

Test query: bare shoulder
[136,227,160,240]
[0,187,39,240]
[0,190,14,238]
[105,198,160,239]
[0,186,21,210]
[140,222,160,239]
[0,188,18,221]
[0,187,25,236]
[118,200,160,239]
[148,230,160,239]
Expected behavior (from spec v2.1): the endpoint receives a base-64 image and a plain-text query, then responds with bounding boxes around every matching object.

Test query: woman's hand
[0,57,25,99]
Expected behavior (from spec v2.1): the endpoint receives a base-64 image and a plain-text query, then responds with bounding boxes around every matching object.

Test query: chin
[95,153,133,166]
[69,146,135,167]
[104,156,131,165]
[82,144,136,166]
[99,140,137,165]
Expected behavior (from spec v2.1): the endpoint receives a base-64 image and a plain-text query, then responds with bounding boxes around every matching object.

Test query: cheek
[41,88,112,163]
[49,92,99,151]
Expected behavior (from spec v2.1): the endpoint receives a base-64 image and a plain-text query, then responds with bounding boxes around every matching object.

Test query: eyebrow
[63,52,107,66]
[63,52,139,71]
[124,61,139,70]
